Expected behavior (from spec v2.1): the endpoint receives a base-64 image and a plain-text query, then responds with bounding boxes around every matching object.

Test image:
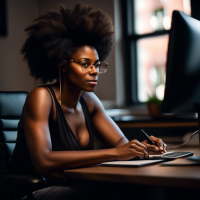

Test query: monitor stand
[187,109,200,162]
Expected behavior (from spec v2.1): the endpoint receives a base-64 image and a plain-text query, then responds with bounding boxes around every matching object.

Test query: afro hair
[21,2,115,83]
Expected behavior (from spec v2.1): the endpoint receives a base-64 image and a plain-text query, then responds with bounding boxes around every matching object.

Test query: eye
[95,63,101,68]
[81,62,90,68]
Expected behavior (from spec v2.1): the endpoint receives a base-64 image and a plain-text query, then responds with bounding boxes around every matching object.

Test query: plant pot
[147,103,162,116]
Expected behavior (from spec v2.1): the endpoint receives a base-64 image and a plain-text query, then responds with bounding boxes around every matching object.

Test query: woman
[12,3,167,200]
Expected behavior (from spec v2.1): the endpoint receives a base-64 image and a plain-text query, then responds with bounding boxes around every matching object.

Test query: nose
[88,65,99,75]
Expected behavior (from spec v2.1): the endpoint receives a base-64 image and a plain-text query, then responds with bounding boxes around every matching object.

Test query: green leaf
[146,93,163,104]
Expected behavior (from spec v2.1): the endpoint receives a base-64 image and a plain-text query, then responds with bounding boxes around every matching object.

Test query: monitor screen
[163,11,200,115]
[163,11,200,161]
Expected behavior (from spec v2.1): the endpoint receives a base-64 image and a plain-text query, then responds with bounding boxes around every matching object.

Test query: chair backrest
[0,91,28,174]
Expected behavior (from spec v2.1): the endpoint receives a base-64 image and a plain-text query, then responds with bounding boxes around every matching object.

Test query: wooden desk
[64,147,200,189]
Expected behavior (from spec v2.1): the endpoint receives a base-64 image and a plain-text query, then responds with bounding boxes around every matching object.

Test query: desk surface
[64,147,200,189]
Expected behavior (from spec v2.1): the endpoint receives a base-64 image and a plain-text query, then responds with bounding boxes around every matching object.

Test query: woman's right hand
[115,139,149,160]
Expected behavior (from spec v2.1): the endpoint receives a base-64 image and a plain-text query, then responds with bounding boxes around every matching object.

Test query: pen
[141,129,157,146]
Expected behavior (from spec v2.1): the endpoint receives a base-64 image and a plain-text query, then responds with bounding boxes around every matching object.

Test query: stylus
[141,129,157,146]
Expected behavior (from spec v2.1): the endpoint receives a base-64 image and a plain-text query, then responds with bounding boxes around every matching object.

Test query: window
[123,0,191,104]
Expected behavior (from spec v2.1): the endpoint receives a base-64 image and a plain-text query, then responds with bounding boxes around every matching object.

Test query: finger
[145,143,159,152]
[134,156,141,160]
[148,150,164,155]
[133,150,148,158]
[141,139,159,152]
[130,139,148,151]
[130,143,148,153]
[150,136,164,151]
[130,143,149,158]
[141,139,149,145]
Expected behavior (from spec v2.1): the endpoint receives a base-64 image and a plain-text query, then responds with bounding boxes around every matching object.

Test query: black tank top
[12,85,94,175]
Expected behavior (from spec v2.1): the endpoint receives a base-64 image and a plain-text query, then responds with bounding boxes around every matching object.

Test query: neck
[58,75,82,109]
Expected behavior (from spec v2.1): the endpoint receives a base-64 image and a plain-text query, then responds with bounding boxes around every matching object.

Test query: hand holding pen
[141,129,167,154]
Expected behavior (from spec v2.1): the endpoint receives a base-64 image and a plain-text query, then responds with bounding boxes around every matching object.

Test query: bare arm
[82,92,129,148]
[23,88,148,175]
[82,92,167,154]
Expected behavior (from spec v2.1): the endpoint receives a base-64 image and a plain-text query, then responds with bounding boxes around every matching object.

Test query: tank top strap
[42,85,58,103]
[39,85,56,116]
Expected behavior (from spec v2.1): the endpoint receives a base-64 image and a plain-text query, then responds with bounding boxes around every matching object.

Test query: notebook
[101,159,164,167]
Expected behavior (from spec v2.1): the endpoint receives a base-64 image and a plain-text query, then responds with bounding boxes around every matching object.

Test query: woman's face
[65,45,99,92]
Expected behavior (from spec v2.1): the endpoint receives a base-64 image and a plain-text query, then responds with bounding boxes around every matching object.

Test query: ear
[57,60,68,72]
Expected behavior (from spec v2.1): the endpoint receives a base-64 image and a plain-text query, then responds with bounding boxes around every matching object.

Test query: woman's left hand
[141,136,167,154]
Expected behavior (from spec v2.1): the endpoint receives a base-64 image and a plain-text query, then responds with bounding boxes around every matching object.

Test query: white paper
[101,159,164,167]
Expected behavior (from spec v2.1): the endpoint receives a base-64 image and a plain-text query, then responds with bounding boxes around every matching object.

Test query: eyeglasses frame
[69,59,109,74]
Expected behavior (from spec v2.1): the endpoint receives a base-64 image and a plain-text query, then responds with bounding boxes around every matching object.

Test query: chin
[83,86,96,92]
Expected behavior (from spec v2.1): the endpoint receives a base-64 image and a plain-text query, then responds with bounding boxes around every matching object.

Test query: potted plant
[146,92,163,116]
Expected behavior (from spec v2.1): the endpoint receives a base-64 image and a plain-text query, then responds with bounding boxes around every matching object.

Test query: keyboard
[149,151,193,160]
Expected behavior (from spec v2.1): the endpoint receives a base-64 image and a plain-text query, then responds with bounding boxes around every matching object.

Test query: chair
[0,91,46,200]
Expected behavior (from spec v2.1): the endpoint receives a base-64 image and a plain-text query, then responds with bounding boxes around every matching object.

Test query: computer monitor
[163,11,200,161]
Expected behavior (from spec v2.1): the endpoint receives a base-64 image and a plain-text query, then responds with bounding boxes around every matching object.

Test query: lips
[86,80,97,82]
[86,79,97,85]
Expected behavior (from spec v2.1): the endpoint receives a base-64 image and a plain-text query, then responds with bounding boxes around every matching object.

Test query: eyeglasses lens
[81,62,108,74]
[99,63,108,73]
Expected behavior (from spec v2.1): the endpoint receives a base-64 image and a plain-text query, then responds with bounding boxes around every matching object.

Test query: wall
[0,0,124,105]
[0,0,38,91]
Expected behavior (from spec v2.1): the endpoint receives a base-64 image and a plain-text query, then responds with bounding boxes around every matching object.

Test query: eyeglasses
[69,59,109,74]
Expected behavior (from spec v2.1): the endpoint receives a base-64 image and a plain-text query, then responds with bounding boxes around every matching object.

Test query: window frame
[122,0,200,105]
[122,0,170,105]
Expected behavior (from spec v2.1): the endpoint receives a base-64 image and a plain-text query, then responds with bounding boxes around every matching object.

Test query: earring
[59,69,61,105]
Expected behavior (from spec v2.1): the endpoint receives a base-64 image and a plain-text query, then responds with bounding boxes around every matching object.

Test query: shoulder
[23,86,53,119]
[81,91,105,115]
[26,86,52,105]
